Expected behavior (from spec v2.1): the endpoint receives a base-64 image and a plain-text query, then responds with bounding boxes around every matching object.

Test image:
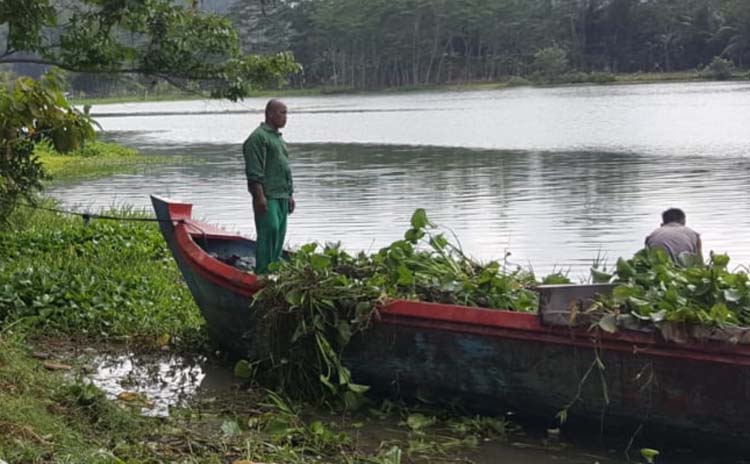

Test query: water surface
[51,81,750,276]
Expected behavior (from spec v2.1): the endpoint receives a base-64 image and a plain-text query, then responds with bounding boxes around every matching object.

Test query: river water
[51,81,750,276]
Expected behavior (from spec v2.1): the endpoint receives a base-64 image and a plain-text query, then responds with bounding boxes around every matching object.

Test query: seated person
[645,208,703,265]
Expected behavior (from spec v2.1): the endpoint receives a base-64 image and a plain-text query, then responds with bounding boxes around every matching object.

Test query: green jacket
[242,123,294,199]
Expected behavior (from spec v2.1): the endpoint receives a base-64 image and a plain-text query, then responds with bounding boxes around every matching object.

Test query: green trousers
[254,198,288,274]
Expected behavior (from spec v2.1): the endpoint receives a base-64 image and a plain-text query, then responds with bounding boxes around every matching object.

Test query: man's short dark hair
[265,99,281,117]
[662,208,686,225]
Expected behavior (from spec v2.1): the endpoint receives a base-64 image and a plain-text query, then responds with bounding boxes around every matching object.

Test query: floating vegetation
[0,205,203,341]
[589,248,750,335]
[249,209,566,405]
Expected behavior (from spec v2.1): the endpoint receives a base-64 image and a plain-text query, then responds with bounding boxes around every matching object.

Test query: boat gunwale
[379,302,750,366]
[159,197,262,297]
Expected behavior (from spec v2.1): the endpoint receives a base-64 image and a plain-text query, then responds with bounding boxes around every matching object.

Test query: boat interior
[192,234,257,272]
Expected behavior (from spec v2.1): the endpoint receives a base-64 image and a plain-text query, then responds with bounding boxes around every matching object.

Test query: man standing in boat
[645,208,702,266]
[243,99,295,273]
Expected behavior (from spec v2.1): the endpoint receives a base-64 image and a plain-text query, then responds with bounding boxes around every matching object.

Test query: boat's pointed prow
[150,194,195,269]
[150,195,193,223]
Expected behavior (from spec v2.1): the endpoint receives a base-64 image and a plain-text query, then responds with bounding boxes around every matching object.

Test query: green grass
[36,140,172,183]
[0,331,517,463]
[70,86,335,105]
[0,334,150,463]
[612,71,702,84]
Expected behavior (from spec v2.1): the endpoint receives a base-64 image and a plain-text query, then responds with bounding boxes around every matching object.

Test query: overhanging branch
[0,56,228,83]
[0,56,146,74]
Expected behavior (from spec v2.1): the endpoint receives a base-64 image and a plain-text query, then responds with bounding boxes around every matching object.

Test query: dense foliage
[0,206,203,341]
[224,0,750,89]
[0,0,300,100]
[591,248,750,331]
[250,209,564,404]
[0,71,95,221]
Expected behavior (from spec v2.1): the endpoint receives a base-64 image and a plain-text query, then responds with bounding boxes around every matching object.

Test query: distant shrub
[506,76,531,86]
[561,71,589,83]
[35,138,138,159]
[549,71,616,85]
[533,47,569,82]
[587,72,616,83]
[702,56,734,80]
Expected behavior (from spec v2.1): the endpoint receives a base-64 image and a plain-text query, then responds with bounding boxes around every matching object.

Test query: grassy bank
[35,139,172,183]
[70,87,327,105]
[0,329,523,463]
[0,335,151,463]
[71,70,750,105]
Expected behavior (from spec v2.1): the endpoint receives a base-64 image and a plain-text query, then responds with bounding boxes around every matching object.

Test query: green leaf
[711,253,730,268]
[429,234,449,251]
[397,263,415,286]
[649,309,667,323]
[233,359,254,379]
[410,209,430,229]
[319,374,336,393]
[590,268,613,283]
[597,314,618,333]
[338,366,352,385]
[404,228,425,244]
[300,243,318,254]
[378,446,403,464]
[628,297,652,313]
[285,288,303,307]
[405,413,435,431]
[220,419,242,437]
[724,289,742,303]
[309,420,327,436]
[310,254,331,271]
[543,272,572,285]
[348,383,370,393]
[640,448,660,463]
[616,257,636,280]
[613,284,641,300]
[337,320,352,345]
[709,303,735,322]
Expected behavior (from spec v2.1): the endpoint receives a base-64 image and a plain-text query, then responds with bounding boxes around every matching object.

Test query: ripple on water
[50,141,750,277]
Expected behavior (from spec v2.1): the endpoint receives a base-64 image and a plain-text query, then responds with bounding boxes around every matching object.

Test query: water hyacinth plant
[247,209,564,405]
[590,248,750,331]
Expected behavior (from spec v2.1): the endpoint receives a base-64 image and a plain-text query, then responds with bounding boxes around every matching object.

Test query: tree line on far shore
[3,0,750,96]
[234,0,749,89]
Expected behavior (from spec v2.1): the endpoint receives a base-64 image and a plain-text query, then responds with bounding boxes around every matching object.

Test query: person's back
[645,208,702,265]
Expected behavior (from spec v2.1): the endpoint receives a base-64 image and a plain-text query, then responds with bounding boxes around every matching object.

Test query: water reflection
[49,142,750,277]
[88,351,208,416]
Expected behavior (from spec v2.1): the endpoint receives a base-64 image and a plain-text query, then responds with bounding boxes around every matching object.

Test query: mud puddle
[30,339,747,463]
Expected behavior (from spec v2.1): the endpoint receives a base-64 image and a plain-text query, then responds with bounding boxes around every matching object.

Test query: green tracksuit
[242,123,294,274]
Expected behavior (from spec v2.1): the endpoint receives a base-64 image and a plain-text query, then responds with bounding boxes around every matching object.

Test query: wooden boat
[151,194,750,447]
